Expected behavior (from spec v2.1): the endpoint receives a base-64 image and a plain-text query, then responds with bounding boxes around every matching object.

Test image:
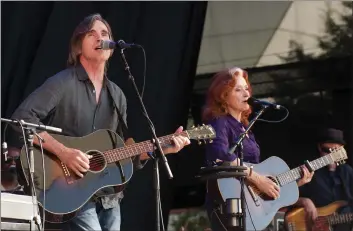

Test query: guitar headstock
[186,124,216,145]
[329,146,348,165]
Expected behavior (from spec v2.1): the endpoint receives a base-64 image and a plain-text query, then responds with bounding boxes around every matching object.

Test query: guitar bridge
[247,184,260,207]
[61,162,74,185]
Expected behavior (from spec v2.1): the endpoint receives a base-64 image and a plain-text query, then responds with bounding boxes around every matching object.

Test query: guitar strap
[106,81,145,170]
[105,81,130,140]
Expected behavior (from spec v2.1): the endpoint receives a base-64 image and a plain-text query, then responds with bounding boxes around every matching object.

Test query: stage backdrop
[1,2,207,230]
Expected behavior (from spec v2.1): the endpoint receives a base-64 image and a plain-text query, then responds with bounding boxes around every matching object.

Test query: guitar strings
[85,135,177,167]
[314,214,350,226]
[87,127,207,167]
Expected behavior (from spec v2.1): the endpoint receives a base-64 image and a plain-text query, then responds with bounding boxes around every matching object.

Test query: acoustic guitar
[214,146,348,231]
[285,200,353,231]
[19,125,216,223]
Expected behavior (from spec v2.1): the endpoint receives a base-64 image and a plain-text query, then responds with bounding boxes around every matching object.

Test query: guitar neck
[277,155,335,186]
[103,132,187,164]
[328,213,353,225]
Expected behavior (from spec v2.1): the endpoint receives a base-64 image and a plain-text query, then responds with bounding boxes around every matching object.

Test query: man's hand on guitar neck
[124,126,191,161]
[162,126,191,154]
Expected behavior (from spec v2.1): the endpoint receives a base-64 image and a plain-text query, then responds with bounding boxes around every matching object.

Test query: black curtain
[1,1,207,230]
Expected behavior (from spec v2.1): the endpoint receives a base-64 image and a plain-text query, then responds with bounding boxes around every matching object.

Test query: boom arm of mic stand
[119,48,173,179]
[228,105,268,155]
[0,118,62,133]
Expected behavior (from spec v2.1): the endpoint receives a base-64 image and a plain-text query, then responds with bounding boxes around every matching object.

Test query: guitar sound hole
[86,150,107,173]
[267,176,279,186]
[259,176,280,201]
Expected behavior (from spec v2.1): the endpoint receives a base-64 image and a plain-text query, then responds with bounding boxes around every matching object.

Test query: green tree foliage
[281,2,352,62]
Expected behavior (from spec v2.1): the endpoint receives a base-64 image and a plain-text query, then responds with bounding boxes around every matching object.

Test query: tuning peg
[198,140,202,145]
[209,139,213,143]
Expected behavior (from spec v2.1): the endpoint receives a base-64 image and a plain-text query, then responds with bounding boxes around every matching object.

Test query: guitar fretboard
[328,213,353,225]
[277,154,335,186]
[102,133,185,163]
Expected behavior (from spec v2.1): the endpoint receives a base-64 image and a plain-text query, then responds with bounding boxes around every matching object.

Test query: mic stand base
[239,176,246,231]
[238,142,246,231]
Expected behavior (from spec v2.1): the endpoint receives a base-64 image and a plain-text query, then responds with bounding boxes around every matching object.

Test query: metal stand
[225,198,242,228]
[197,165,248,230]
[227,105,268,231]
[25,127,42,231]
[119,48,171,231]
[197,165,248,181]
[1,118,62,231]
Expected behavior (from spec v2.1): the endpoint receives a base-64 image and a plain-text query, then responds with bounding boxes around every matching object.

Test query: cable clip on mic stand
[1,118,62,231]
[119,47,172,231]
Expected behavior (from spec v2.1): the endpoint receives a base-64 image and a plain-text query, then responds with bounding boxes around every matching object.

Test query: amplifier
[1,221,39,231]
[1,192,37,221]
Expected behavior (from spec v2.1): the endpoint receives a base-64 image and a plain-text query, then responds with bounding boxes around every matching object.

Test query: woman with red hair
[203,67,311,230]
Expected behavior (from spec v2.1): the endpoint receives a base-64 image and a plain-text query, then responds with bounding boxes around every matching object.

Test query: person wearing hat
[291,128,353,231]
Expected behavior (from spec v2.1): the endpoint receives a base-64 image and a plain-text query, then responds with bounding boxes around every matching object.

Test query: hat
[317,128,346,145]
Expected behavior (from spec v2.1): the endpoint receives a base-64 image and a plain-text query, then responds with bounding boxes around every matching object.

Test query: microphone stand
[1,118,62,231]
[119,48,172,231]
[227,105,268,231]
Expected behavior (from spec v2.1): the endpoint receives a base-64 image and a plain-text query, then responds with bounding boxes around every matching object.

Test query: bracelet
[249,165,253,177]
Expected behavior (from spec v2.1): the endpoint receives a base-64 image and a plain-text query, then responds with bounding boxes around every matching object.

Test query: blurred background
[1,1,352,231]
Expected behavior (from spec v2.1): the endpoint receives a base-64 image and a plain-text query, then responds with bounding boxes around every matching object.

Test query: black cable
[139,45,147,99]
[258,105,289,123]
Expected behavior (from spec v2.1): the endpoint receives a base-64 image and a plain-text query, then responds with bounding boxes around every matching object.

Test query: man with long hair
[11,13,190,231]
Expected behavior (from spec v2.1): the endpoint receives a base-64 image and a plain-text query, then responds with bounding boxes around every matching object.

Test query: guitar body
[216,156,300,231]
[19,129,133,223]
[285,201,348,231]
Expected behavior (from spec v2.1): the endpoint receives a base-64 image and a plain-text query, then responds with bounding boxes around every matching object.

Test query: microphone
[247,97,282,110]
[2,142,8,161]
[100,40,140,50]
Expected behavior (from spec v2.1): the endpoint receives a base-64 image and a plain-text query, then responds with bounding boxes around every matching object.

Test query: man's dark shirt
[11,63,136,208]
[12,64,126,137]
[299,164,353,230]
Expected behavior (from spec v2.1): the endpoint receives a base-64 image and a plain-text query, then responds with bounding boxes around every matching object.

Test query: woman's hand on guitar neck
[58,147,90,178]
[297,165,314,187]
